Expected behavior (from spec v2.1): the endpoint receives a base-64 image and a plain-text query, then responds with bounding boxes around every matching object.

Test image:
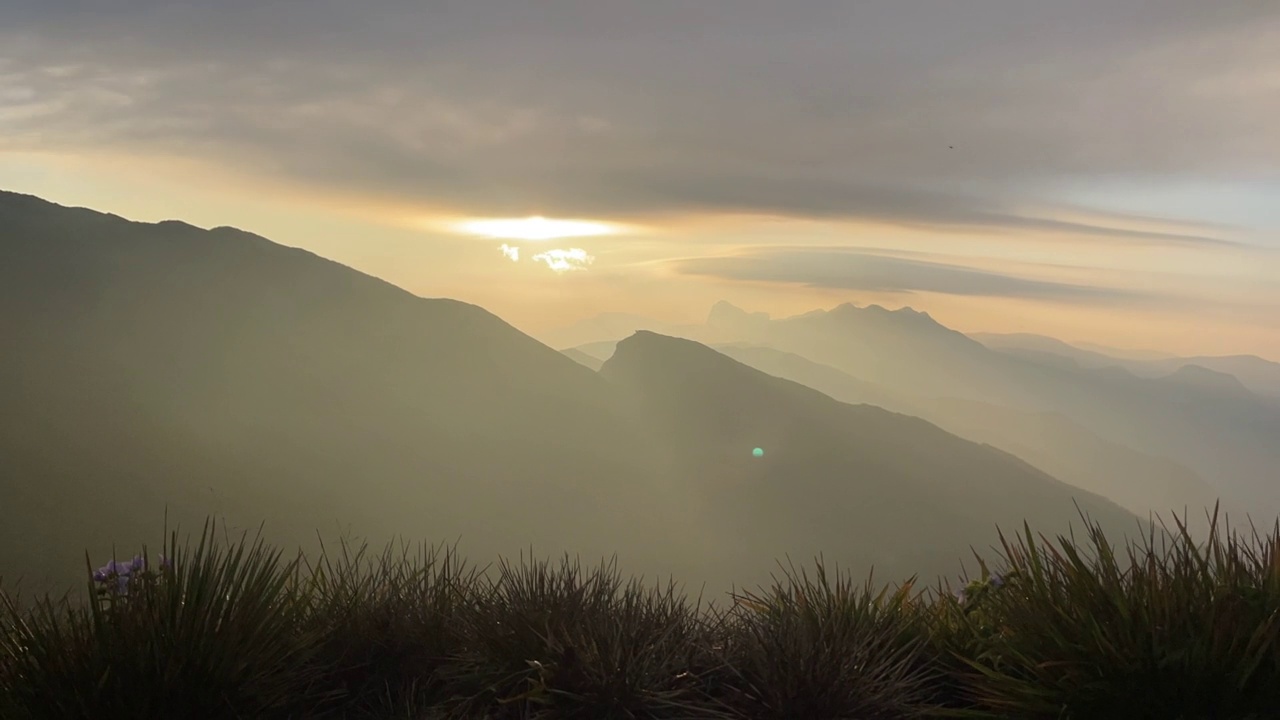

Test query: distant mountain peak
[706,300,771,334]
[816,302,961,340]
[839,302,884,313]
[614,329,710,357]
[708,300,769,319]
[1165,364,1252,395]
[829,301,934,321]
[604,330,758,381]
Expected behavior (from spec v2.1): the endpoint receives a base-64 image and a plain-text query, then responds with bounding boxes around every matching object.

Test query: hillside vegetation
[3,507,1276,719]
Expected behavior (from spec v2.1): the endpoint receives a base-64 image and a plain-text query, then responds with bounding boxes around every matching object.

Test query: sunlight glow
[532,247,594,273]
[455,216,614,241]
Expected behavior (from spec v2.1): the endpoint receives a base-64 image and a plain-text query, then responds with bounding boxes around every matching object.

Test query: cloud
[675,248,1143,303]
[0,2,1277,245]
[499,243,519,261]
[532,248,594,273]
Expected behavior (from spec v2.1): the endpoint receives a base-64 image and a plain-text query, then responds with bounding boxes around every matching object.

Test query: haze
[3,2,1280,598]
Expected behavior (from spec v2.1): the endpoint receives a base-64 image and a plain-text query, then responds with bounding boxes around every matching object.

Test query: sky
[2,1,1278,358]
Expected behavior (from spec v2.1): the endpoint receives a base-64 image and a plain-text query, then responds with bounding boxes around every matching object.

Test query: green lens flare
[752,447,764,458]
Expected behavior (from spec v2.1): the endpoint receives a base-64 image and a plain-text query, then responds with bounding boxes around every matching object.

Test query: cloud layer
[676,248,1142,302]
[2,1,1278,243]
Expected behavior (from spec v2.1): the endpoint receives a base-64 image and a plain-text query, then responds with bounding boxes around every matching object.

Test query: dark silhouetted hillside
[0,190,1144,596]
[599,331,1140,584]
[0,191,696,592]
[561,347,605,371]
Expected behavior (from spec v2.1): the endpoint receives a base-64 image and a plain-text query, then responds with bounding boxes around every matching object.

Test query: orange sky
[2,150,1276,360]
[4,3,1279,359]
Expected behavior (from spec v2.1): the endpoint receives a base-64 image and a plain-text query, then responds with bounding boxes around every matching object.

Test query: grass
[302,538,478,717]
[438,554,723,719]
[3,506,1279,719]
[934,506,1280,719]
[0,521,329,719]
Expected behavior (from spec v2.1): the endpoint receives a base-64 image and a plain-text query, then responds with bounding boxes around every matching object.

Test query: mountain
[706,302,987,400]
[696,343,1224,529]
[710,344,904,411]
[1,190,1144,596]
[561,347,605,371]
[703,302,1280,520]
[540,311,710,350]
[706,300,772,337]
[600,332,1141,584]
[1073,340,1175,361]
[564,340,622,365]
[0,190,698,592]
[976,332,1280,399]
[1156,356,1280,398]
[1161,364,1253,398]
[917,397,1225,532]
[973,332,1131,371]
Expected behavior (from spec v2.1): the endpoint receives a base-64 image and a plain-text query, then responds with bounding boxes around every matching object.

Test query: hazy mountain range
[560,302,1280,533]
[972,332,1280,399]
[565,341,1229,533]
[5,189,1266,597]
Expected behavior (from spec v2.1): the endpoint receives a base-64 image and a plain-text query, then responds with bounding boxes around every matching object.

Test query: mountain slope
[0,191,696,592]
[600,332,1141,585]
[697,342,1224,529]
[561,347,605,371]
[919,397,1225,531]
[0,190,1148,597]
[976,332,1280,398]
[706,302,1280,520]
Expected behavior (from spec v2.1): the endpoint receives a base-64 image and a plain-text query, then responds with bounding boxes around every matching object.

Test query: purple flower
[93,557,139,583]
[90,550,166,594]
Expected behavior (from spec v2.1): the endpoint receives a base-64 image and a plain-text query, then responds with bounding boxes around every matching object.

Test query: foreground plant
[440,554,726,719]
[715,558,941,719]
[948,506,1280,719]
[6,506,1280,719]
[89,553,172,601]
[0,521,329,720]
[303,537,479,716]
[0,599,24,720]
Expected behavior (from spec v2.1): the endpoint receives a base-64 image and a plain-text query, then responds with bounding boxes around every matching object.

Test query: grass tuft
[0,520,327,719]
[938,504,1280,719]
[439,553,726,719]
[303,536,478,716]
[714,557,941,719]
[4,506,1280,719]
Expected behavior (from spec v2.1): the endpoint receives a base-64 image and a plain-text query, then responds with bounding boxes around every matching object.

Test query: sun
[454,216,614,241]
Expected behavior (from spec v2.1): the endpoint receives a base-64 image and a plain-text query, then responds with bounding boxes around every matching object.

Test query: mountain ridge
[2,189,1148,596]
[600,330,1141,579]
[557,300,1280,519]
